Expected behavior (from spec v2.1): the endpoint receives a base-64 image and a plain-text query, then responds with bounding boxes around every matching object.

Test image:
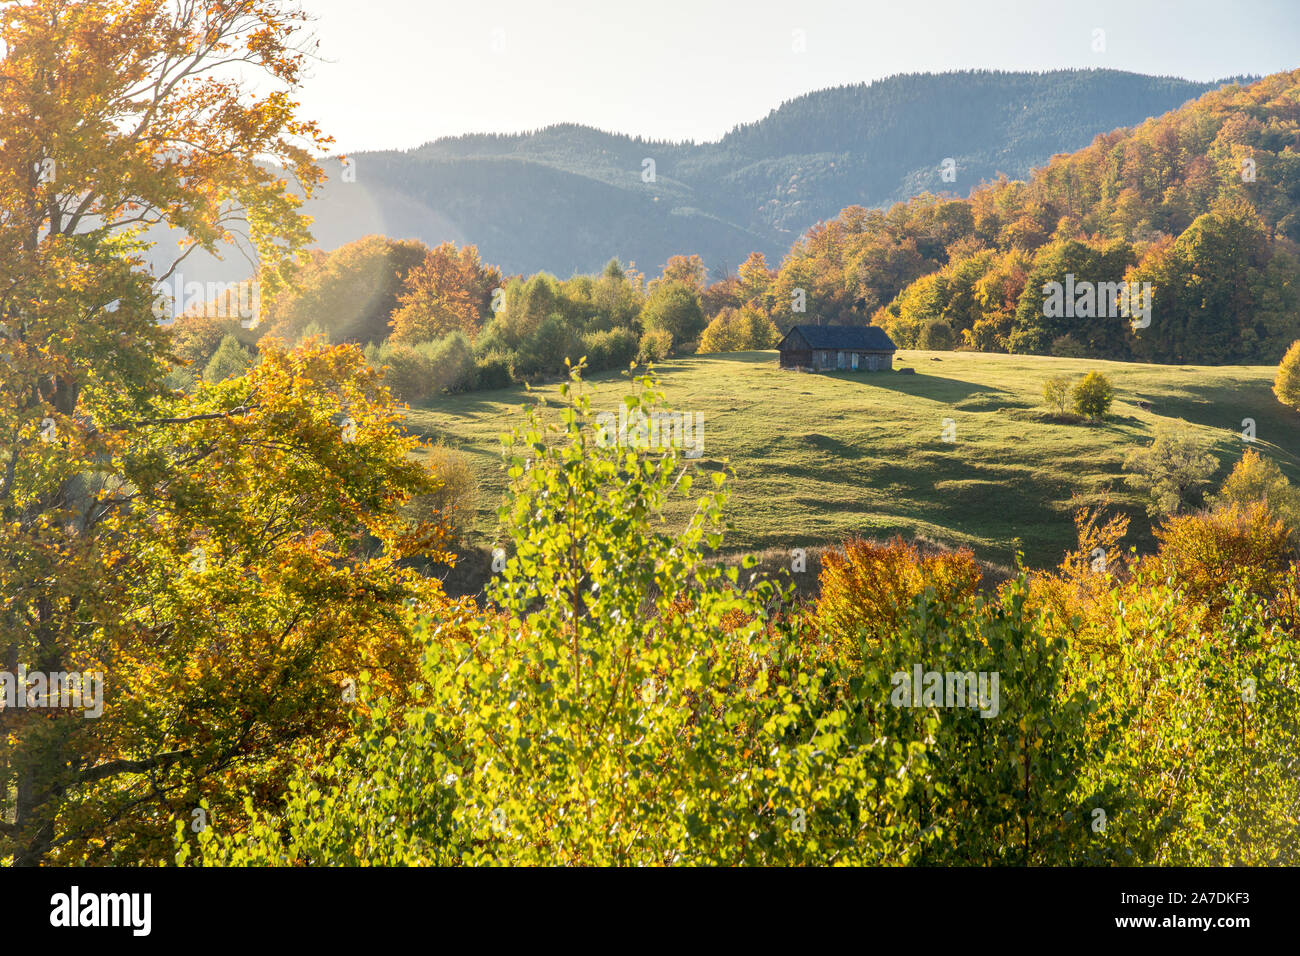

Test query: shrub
[580,327,639,371]
[1042,375,1073,416]
[424,331,477,394]
[1029,499,1132,633]
[1154,502,1293,608]
[474,350,514,390]
[916,319,955,350]
[1123,426,1219,517]
[407,443,478,543]
[525,313,580,375]
[1050,334,1089,358]
[363,341,430,403]
[816,536,982,654]
[638,327,673,363]
[1071,371,1113,420]
[366,333,482,400]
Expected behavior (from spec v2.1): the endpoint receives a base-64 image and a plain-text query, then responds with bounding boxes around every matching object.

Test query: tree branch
[77,749,190,786]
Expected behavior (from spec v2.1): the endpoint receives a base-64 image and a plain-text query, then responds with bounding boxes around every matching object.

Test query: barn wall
[780,348,812,368]
[777,344,896,371]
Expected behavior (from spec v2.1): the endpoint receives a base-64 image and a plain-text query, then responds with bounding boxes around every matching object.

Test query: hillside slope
[404,351,1299,571]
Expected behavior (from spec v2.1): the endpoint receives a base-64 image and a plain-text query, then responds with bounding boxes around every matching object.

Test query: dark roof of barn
[778,324,897,352]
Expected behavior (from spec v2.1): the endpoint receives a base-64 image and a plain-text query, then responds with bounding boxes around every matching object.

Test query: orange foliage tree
[1152,502,1294,610]
[815,537,983,654]
[389,242,502,343]
[0,0,455,866]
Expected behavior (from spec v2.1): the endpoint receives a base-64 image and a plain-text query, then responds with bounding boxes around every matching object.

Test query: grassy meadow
[404,349,1300,572]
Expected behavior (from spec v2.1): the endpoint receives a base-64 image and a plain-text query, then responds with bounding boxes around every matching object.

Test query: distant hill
[163,69,1247,284]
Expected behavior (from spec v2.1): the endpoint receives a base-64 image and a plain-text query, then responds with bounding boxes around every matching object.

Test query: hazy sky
[295,0,1300,152]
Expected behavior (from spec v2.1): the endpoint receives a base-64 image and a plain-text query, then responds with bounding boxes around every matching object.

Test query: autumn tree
[762,73,1300,362]
[1071,371,1114,421]
[389,242,501,343]
[653,254,707,293]
[1211,449,1300,533]
[698,306,779,353]
[736,251,777,317]
[1276,339,1300,410]
[0,0,450,866]
[261,235,428,344]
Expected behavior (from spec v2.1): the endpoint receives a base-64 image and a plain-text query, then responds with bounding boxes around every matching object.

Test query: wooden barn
[776,324,898,372]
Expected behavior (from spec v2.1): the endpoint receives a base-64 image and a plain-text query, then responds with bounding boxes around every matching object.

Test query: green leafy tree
[1010,239,1137,358]
[640,280,705,347]
[1074,564,1300,864]
[204,334,255,383]
[899,584,1114,865]
[916,319,955,350]
[1127,202,1283,365]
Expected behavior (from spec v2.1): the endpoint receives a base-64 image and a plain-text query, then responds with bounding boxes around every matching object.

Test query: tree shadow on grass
[406,388,546,424]
[773,452,1075,567]
[816,369,1010,404]
[691,350,774,365]
[1133,381,1300,463]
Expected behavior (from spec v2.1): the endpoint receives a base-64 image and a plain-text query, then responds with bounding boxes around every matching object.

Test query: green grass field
[403,349,1300,571]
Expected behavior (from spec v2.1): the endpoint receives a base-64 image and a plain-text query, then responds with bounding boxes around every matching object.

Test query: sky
[294,0,1300,153]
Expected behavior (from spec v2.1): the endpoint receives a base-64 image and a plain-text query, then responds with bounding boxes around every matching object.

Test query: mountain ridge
[174,69,1255,282]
